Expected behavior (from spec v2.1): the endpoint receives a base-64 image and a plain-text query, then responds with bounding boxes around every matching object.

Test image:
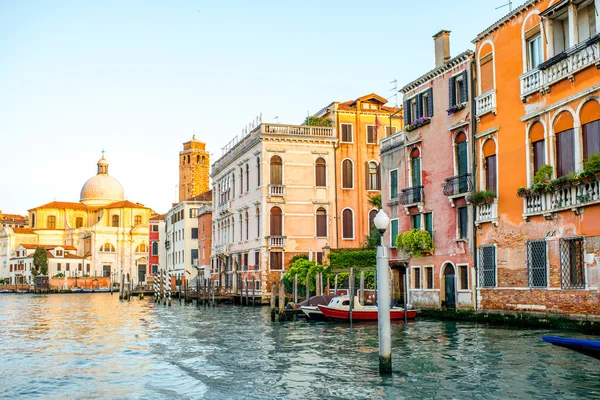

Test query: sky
[0,0,527,215]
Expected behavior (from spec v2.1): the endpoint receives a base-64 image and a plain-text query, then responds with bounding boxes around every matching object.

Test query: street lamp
[373,209,392,374]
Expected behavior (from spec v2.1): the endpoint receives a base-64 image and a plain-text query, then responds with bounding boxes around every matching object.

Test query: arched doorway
[443,264,456,309]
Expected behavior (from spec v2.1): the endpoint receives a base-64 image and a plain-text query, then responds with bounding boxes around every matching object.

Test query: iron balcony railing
[443,173,473,197]
[399,186,424,205]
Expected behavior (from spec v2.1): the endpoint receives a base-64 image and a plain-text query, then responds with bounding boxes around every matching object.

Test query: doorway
[138,265,146,283]
[443,264,456,309]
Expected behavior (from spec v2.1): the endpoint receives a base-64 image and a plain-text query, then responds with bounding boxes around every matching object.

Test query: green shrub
[396,229,433,257]
[534,164,553,183]
[584,153,600,174]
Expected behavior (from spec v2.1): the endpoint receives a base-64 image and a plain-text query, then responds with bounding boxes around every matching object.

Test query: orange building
[314,94,403,249]
[472,0,600,315]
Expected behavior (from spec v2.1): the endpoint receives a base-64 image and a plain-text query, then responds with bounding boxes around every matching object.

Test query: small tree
[367,193,382,210]
[303,116,333,127]
[363,228,381,249]
[33,246,48,276]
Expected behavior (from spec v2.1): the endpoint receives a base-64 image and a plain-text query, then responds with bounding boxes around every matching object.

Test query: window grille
[478,245,496,287]
[560,237,586,289]
[527,240,547,287]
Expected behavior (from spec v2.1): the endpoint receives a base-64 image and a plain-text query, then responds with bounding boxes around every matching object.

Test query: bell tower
[179,135,210,202]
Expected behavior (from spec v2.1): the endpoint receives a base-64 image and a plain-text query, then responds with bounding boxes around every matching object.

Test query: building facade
[472,0,600,315]
[149,214,166,276]
[0,157,152,285]
[381,32,476,309]
[211,120,338,294]
[0,212,28,229]
[179,136,210,202]
[313,94,403,249]
[197,205,212,279]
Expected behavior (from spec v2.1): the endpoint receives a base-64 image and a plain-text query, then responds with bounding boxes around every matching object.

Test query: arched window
[529,121,545,176]
[47,216,56,230]
[315,157,326,187]
[482,139,497,193]
[202,156,206,166]
[455,132,469,192]
[182,156,185,164]
[270,156,282,185]
[256,157,261,186]
[342,159,353,189]
[246,164,249,192]
[232,173,235,197]
[100,243,115,252]
[553,111,575,177]
[196,155,200,164]
[112,215,119,227]
[31,214,35,228]
[581,100,600,160]
[367,161,379,190]
[478,43,495,95]
[342,209,354,239]
[240,167,244,193]
[134,215,142,225]
[270,207,282,236]
[410,148,421,187]
[316,207,327,237]
[75,217,83,229]
[187,155,190,164]
[135,244,147,253]
[256,207,260,238]
[245,210,249,240]
[152,241,158,256]
[368,209,378,231]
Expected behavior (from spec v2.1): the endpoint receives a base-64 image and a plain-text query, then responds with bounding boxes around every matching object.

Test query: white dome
[80,157,125,206]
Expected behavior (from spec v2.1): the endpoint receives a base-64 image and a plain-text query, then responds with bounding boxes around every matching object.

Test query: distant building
[0,211,28,229]
[381,31,475,309]
[0,156,152,285]
[149,213,166,276]
[9,244,87,284]
[197,204,212,279]
[179,136,210,202]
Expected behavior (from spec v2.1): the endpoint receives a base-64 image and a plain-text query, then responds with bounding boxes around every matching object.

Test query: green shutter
[425,213,433,237]
[391,170,398,198]
[461,70,468,103]
[391,220,399,247]
[411,157,421,187]
[457,141,468,176]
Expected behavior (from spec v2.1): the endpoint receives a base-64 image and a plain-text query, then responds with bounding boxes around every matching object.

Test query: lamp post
[374,209,392,374]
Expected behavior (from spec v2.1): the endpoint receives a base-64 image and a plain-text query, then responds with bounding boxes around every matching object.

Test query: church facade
[0,157,152,286]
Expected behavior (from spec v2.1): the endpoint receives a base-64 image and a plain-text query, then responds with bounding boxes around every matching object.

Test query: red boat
[317,296,417,321]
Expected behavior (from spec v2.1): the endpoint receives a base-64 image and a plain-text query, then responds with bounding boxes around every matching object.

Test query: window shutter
[427,88,434,117]
[461,70,468,103]
[377,163,381,190]
[416,94,423,119]
[449,76,456,107]
[404,100,411,126]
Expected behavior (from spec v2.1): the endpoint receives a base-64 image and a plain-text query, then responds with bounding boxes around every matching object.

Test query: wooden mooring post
[293,274,298,304]
[252,279,256,306]
[245,278,249,306]
[278,280,285,317]
[270,282,276,321]
[306,271,310,304]
[349,267,354,325]
[360,270,365,305]
[334,273,338,296]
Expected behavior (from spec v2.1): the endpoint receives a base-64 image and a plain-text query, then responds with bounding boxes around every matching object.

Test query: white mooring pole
[374,209,392,374]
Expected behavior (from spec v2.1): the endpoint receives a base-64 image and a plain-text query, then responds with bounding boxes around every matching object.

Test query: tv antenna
[390,79,398,108]
[496,1,513,12]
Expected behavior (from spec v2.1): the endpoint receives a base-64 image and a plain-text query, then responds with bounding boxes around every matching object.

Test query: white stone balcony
[261,124,334,137]
[475,199,498,227]
[213,244,228,254]
[475,89,496,118]
[268,184,285,197]
[523,179,600,218]
[520,37,600,99]
[267,236,286,248]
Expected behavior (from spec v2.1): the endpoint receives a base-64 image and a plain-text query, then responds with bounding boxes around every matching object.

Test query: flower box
[446,103,466,115]
[405,117,431,132]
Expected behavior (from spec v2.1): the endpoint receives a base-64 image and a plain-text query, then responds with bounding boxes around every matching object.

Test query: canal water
[0,294,598,399]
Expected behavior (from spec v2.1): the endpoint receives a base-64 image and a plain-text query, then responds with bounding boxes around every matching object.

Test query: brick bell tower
[179,135,210,202]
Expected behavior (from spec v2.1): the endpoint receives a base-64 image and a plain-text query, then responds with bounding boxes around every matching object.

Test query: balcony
[267,236,286,248]
[523,179,600,218]
[387,194,399,207]
[399,186,424,205]
[380,131,405,154]
[520,35,600,99]
[165,240,171,250]
[443,173,473,198]
[475,199,498,227]
[475,90,496,118]
[217,201,231,215]
[213,244,228,255]
[261,124,334,137]
[268,184,285,197]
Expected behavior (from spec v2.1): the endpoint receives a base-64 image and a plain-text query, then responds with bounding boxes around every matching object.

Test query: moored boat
[300,305,329,321]
[318,295,416,321]
[542,336,600,360]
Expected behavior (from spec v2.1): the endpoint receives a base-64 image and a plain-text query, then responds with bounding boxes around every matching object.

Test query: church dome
[80,157,125,206]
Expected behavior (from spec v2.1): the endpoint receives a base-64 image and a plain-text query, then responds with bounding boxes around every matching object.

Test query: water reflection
[0,294,598,399]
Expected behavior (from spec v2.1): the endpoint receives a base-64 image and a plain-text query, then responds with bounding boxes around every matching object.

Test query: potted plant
[395,229,434,258]
[517,187,531,198]
[467,190,496,205]
[405,116,431,132]
[446,103,466,115]
[583,153,600,179]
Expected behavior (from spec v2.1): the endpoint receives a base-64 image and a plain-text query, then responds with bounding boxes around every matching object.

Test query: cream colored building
[211,120,338,294]
[0,157,152,285]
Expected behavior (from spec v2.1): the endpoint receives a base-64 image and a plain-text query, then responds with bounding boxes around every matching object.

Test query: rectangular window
[341,124,353,142]
[527,34,542,70]
[421,93,429,117]
[553,16,570,53]
[425,266,433,289]
[411,214,421,230]
[410,99,417,123]
[533,139,545,174]
[583,120,600,161]
[413,268,421,289]
[577,3,597,43]
[556,129,575,177]
[485,155,497,193]
[254,252,260,269]
[480,55,494,93]
[424,213,433,238]
[191,249,198,265]
[243,253,248,268]
[458,207,468,239]
[390,170,398,199]
[191,228,198,239]
[455,78,464,105]
[560,237,586,289]
[270,251,283,270]
[390,219,398,248]
[459,265,469,290]
[527,240,547,287]
[57,263,61,271]
[385,126,397,137]
[367,125,377,144]
[478,245,496,288]
[152,225,159,232]
[65,263,70,272]
[316,252,324,264]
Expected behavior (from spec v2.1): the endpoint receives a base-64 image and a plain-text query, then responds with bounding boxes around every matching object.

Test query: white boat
[300,305,328,321]
[317,295,417,321]
[71,287,83,293]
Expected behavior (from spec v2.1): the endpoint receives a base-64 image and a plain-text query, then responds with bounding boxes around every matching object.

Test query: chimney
[433,30,451,68]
